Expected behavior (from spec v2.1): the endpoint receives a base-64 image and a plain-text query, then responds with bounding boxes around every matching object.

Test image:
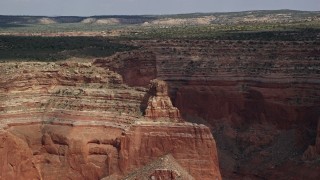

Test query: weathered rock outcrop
[95,39,320,179]
[0,131,41,179]
[0,62,221,179]
[120,123,221,180]
[123,154,194,180]
[95,50,157,87]
[1,123,221,180]
[145,79,181,121]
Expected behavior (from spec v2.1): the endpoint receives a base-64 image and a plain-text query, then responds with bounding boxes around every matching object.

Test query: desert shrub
[0,36,136,61]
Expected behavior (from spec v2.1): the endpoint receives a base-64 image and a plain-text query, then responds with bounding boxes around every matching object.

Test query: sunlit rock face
[145,79,181,121]
[0,62,221,180]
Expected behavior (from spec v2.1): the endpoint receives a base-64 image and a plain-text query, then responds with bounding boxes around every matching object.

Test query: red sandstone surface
[94,39,320,179]
[145,79,181,121]
[0,62,221,179]
[1,38,320,179]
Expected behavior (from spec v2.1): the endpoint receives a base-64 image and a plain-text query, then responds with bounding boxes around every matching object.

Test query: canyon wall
[95,39,320,179]
[110,40,320,128]
[1,38,319,179]
[0,62,221,179]
[120,123,221,180]
[95,49,157,87]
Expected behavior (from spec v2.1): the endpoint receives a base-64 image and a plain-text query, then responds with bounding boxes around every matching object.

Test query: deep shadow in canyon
[94,39,320,179]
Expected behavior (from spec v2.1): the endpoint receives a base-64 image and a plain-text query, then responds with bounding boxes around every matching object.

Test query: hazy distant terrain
[0,10,319,38]
[1,10,319,26]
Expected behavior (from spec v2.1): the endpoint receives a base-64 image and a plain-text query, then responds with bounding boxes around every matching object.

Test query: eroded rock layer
[94,39,320,179]
[145,79,181,121]
[94,49,157,87]
[0,62,143,127]
[120,123,221,180]
[108,40,320,126]
[0,62,221,180]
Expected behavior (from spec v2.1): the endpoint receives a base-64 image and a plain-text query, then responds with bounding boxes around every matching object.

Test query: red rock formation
[0,62,221,179]
[145,79,181,121]
[95,39,320,179]
[120,123,221,180]
[94,50,157,87]
[1,123,221,180]
[0,131,41,180]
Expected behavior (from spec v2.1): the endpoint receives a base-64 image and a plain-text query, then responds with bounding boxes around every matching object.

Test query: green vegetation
[0,10,319,62]
[120,21,320,41]
[0,36,135,62]
[0,23,128,33]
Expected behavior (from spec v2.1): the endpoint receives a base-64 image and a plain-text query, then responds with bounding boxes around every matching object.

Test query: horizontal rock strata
[0,61,221,180]
[95,39,320,179]
[145,79,181,121]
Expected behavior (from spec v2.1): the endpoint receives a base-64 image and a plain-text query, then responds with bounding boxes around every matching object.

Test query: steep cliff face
[0,61,141,179]
[95,49,157,87]
[0,62,221,179]
[96,40,320,128]
[0,131,41,179]
[114,40,320,127]
[2,123,221,180]
[120,123,221,180]
[95,39,320,179]
[4,124,124,180]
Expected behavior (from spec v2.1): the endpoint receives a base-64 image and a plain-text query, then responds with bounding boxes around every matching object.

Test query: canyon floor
[0,10,320,179]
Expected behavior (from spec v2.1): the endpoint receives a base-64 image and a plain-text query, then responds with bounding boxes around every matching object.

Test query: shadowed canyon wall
[95,39,320,179]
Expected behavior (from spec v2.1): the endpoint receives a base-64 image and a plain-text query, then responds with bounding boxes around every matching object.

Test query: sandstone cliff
[144,79,181,121]
[95,39,320,179]
[0,62,221,179]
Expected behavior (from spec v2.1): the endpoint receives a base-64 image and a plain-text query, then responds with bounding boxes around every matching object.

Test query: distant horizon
[0,0,319,16]
[0,9,319,17]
